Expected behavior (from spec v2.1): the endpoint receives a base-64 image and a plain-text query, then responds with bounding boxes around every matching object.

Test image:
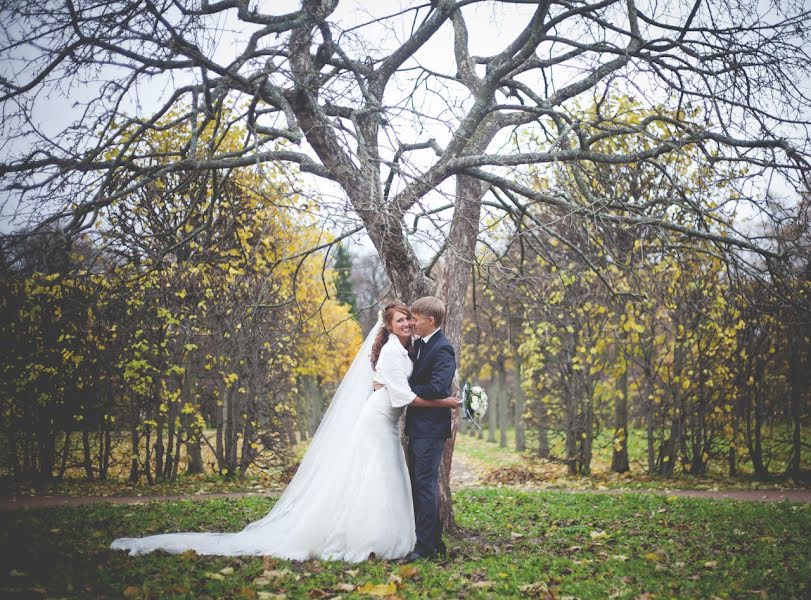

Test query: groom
[404,296,456,561]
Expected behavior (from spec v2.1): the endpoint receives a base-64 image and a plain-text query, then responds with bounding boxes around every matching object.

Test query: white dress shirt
[416,328,440,360]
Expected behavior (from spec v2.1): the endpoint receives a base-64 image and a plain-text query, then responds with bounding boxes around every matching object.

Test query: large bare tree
[2,0,810,528]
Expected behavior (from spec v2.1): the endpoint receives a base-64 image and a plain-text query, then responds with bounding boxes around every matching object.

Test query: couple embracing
[112,296,460,563]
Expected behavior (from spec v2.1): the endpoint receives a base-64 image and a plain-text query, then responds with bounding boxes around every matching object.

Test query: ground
[1,432,809,599]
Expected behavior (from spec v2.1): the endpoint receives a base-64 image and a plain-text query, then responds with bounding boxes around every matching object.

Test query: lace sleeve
[376,342,416,408]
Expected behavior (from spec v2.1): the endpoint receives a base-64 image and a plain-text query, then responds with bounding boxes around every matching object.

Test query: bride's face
[388,310,412,341]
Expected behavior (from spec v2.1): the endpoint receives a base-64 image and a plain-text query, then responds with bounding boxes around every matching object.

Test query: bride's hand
[373,383,385,391]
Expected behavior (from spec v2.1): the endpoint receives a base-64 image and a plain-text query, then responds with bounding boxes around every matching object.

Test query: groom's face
[411,312,435,338]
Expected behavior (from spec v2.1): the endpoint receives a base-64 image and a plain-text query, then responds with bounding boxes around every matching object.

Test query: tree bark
[186,433,204,475]
[487,375,498,443]
[433,173,487,534]
[787,350,803,478]
[611,352,630,473]
[498,361,508,448]
[82,429,94,481]
[57,432,71,480]
[514,356,526,452]
[128,424,139,483]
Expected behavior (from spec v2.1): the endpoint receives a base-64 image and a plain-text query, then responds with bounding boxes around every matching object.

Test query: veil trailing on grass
[111,319,386,558]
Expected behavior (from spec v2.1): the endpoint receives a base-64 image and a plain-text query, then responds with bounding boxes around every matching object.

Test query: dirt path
[2,456,809,510]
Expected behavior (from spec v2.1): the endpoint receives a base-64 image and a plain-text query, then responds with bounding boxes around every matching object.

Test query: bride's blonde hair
[370,301,412,369]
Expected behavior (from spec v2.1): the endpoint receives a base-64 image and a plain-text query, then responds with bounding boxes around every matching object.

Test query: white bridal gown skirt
[111,388,416,561]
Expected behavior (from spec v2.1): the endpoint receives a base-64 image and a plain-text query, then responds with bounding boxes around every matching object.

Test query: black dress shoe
[402,550,433,562]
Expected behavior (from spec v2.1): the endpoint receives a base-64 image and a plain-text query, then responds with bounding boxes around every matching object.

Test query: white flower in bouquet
[475,392,488,418]
[462,382,488,424]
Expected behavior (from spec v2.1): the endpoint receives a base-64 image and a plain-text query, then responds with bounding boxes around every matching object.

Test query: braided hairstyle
[370,301,412,369]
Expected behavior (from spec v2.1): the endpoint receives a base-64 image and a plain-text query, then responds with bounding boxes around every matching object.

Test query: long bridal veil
[111,320,381,557]
[242,318,378,531]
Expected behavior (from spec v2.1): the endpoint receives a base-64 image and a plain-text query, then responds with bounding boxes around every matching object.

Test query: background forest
[2,99,808,488]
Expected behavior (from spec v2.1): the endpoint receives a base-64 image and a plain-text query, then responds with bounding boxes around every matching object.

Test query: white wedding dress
[111,331,417,561]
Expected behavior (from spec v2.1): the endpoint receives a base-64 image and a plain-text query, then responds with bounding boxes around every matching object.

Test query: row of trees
[460,98,810,480]
[464,237,809,479]
[1,114,362,482]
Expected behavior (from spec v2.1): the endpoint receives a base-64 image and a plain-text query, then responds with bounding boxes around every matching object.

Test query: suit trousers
[408,436,446,555]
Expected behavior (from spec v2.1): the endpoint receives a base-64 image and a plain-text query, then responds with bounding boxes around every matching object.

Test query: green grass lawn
[2,489,808,599]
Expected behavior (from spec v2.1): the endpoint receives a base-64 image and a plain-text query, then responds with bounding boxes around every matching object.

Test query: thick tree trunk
[514,356,526,452]
[584,389,594,475]
[537,422,550,458]
[128,424,139,483]
[611,355,630,473]
[433,174,487,534]
[154,415,165,482]
[487,376,498,443]
[216,382,225,473]
[646,388,656,475]
[565,386,578,476]
[144,427,154,485]
[101,428,111,480]
[497,358,508,448]
[164,397,177,480]
[57,432,71,480]
[186,434,204,475]
[787,351,803,478]
[82,429,94,481]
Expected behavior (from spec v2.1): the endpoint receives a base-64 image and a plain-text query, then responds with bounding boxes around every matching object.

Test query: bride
[111,301,459,561]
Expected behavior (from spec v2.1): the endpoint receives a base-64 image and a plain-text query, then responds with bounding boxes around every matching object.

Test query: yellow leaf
[262,569,293,580]
[398,565,419,579]
[122,586,141,599]
[356,582,397,596]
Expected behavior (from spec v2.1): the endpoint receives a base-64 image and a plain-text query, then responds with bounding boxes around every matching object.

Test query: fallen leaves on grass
[356,581,397,596]
[398,565,419,579]
[253,568,296,587]
[482,466,542,485]
[472,580,494,589]
[518,582,557,599]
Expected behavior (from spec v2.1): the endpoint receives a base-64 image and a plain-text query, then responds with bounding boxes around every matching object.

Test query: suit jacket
[406,330,456,438]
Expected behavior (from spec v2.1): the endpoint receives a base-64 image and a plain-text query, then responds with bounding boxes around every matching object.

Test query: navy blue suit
[407,330,455,556]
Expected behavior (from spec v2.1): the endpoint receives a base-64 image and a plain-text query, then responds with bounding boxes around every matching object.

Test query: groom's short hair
[411,296,446,328]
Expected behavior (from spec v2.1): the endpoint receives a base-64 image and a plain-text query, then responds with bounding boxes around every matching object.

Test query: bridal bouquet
[460,381,488,430]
